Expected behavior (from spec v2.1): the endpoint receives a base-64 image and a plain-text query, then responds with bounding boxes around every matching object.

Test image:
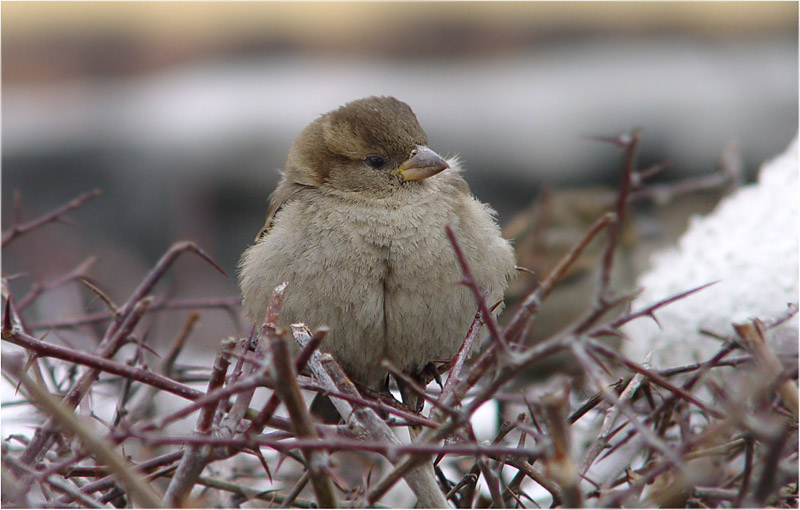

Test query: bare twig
[127,433,543,459]
[26,296,242,331]
[579,366,647,475]
[246,328,327,435]
[572,340,685,473]
[504,212,615,342]
[539,382,582,508]
[79,276,119,317]
[764,302,799,330]
[627,140,742,203]
[750,420,792,507]
[445,223,510,356]
[5,361,163,508]
[592,131,638,302]
[476,455,504,508]
[504,459,560,503]
[15,257,98,311]
[587,338,723,418]
[2,188,102,247]
[440,309,484,404]
[1,450,109,509]
[54,451,184,506]
[175,473,317,508]
[15,241,226,468]
[735,435,755,507]
[269,333,338,508]
[162,338,236,506]
[127,312,201,422]
[16,297,153,468]
[382,359,459,419]
[603,280,719,331]
[292,324,450,508]
[110,242,226,340]
[734,319,799,419]
[2,328,201,401]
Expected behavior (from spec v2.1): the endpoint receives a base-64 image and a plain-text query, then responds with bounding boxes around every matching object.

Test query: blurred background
[2,2,798,351]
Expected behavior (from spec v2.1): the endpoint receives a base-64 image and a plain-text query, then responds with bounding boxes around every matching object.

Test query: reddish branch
[446,223,510,355]
[504,211,615,343]
[2,328,202,401]
[2,188,102,247]
[594,131,638,301]
[268,334,338,508]
[121,433,544,458]
[162,338,235,506]
[11,241,227,470]
[15,257,98,311]
[26,296,242,331]
[440,309,484,403]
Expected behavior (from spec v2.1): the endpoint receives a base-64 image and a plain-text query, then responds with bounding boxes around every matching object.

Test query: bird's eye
[366,155,386,169]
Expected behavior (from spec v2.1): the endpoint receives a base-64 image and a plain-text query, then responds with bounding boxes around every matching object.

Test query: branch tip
[3,297,12,334]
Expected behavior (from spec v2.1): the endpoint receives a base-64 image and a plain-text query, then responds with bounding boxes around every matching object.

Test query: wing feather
[255,181,314,240]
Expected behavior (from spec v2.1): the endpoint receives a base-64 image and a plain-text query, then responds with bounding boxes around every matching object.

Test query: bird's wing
[255,181,313,241]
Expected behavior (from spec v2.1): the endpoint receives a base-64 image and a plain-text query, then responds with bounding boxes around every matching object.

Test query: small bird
[239,96,515,393]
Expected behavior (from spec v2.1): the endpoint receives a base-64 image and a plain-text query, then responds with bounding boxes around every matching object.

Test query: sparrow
[239,96,516,392]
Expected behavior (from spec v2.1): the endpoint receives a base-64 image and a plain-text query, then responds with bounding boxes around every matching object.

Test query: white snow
[623,136,799,366]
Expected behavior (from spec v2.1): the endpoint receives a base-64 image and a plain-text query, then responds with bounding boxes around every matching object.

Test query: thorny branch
[2,188,102,248]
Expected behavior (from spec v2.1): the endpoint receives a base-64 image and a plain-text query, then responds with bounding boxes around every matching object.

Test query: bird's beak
[393,145,450,181]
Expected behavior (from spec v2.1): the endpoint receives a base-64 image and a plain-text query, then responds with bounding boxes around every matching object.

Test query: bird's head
[284,96,449,194]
